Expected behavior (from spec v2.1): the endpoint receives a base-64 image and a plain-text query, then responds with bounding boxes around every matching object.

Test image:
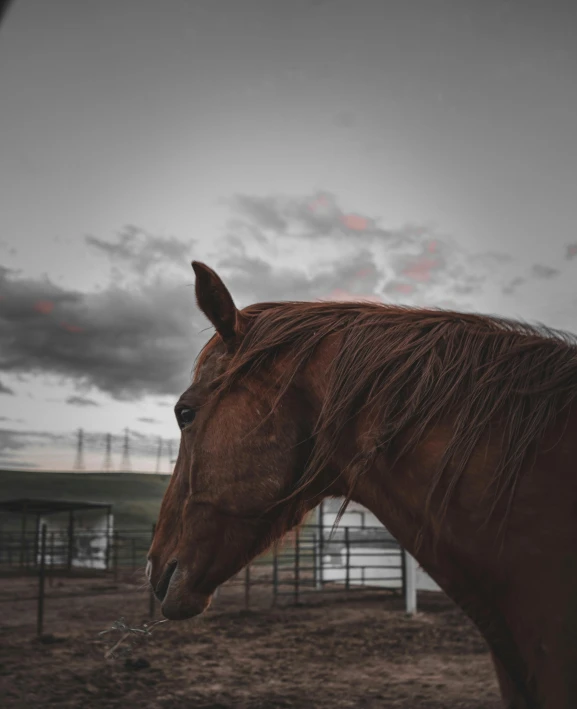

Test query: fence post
[113,531,119,582]
[34,515,40,566]
[404,549,417,616]
[66,511,74,573]
[37,524,47,637]
[294,528,300,605]
[401,544,407,598]
[311,531,317,589]
[244,564,250,610]
[316,502,324,590]
[345,527,350,591]
[149,523,156,618]
[19,501,27,567]
[272,544,278,607]
[104,513,112,571]
[48,532,55,587]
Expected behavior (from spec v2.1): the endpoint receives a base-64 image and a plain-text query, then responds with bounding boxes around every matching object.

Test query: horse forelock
[200,300,577,536]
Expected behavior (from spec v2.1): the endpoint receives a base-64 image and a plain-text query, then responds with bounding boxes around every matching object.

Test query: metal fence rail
[0,521,418,637]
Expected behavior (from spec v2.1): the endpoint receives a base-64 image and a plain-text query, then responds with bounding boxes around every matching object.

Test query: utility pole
[121,428,131,472]
[73,428,85,471]
[102,433,113,472]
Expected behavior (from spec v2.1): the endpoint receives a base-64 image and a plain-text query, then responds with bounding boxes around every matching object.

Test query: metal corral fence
[0,525,155,578]
[0,522,415,637]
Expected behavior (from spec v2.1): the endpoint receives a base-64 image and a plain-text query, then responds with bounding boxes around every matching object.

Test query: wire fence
[0,521,414,637]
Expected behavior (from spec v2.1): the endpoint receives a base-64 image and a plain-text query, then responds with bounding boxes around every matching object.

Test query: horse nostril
[155,560,178,602]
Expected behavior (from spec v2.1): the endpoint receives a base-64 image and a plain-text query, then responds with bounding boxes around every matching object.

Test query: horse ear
[191,261,245,351]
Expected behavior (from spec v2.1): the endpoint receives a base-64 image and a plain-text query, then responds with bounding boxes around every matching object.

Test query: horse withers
[148,261,577,709]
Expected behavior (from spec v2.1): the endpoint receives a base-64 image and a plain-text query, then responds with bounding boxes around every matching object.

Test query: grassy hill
[0,470,171,530]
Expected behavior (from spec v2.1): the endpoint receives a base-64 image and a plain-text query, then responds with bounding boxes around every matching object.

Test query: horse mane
[200,300,577,540]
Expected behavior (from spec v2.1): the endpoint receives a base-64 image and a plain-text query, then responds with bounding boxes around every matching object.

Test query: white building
[316,499,441,599]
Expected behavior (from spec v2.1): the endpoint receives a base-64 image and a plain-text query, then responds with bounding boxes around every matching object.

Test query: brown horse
[148,261,577,709]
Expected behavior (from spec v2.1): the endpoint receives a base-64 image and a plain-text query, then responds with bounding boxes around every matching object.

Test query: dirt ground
[0,573,502,709]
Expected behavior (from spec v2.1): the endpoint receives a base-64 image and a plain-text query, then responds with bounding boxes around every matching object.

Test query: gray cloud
[502,276,526,295]
[0,239,203,401]
[86,225,195,278]
[2,192,573,410]
[228,192,401,243]
[0,379,14,395]
[532,264,559,279]
[66,395,99,407]
[220,193,518,310]
[0,428,68,454]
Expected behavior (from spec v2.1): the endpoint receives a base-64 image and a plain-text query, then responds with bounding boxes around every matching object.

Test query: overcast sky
[0,0,576,471]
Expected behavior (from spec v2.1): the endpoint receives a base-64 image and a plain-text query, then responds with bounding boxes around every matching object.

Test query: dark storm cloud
[66,395,99,407]
[0,258,203,401]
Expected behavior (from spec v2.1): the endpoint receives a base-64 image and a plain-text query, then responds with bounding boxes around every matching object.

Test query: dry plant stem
[104,632,131,659]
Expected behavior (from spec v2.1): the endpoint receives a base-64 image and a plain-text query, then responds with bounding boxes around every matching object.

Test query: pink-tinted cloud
[308,194,331,212]
[354,267,375,279]
[401,256,442,282]
[340,213,370,232]
[60,323,84,333]
[325,288,382,303]
[385,282,415,295]
[34,300,55,315]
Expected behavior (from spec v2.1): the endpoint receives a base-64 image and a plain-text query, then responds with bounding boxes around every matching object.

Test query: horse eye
[176,407,196,430]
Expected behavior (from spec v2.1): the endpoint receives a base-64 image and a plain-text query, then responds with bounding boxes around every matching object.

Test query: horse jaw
[160,565,212,620]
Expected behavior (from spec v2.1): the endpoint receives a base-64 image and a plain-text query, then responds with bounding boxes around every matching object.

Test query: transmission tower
[102,433,113,472]
[121,428,131,471]
[73,428,85,471]
[155,437,163,474]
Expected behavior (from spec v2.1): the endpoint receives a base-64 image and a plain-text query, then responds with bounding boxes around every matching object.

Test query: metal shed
[0,498,113,570]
